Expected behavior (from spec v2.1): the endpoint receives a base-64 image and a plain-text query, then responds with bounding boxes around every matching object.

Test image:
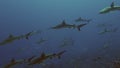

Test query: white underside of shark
[99,2,120,14]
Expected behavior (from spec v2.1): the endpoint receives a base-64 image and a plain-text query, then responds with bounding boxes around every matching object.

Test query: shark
[4,58,24,68]
[75,17,92,23]
[36,38,47,45]
[0,31,39,45]
[50,20,88,31]
[51,20,76,29]
[28,50,66,65]
[99,28,112,34]
[0,34,23,45]
[99,27,118,34]
[99,2,120,14]
[28,53,47,65]
[60,37,74,48]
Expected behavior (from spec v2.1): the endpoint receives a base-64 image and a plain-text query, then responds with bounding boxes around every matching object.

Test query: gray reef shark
[75,17,92,23]
[99,2,120,14]
[27,53,47,65]
[0,31,39,45]
[36,38,47,45]
[99,27,118,34]
[99,28,111,34]
[4,58,24,68]
[50,20,88,31]
[28,50,66,65]
[51,20,76,29]
[60,37,74,48]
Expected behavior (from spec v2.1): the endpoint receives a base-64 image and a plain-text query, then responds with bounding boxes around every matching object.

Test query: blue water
[0,0,120,68]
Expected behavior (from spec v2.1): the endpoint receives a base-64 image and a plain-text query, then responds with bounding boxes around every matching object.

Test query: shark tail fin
[77,25,81,31]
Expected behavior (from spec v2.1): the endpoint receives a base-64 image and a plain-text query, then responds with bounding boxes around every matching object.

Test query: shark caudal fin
[77,25,81,31]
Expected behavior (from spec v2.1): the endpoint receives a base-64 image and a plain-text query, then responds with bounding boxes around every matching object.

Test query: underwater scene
[0,0,120,68]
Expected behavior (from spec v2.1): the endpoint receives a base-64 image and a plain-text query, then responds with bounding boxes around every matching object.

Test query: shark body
[0,31,39,45]
[99,27,118,34]
[28,50,66,65]
[4,58,24,68]
[99,2,120,14]
[0,35,23,45]
[28,53,48,65]
[51,20,88,31]
[51,20,76,29]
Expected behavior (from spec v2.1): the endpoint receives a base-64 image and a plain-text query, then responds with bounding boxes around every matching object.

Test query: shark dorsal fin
[110,2,114,8]
[8,34,14,38]
[11,58,15,63]
[41,53,46,58]
[79,17,82,20]
[62,20,66,25]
